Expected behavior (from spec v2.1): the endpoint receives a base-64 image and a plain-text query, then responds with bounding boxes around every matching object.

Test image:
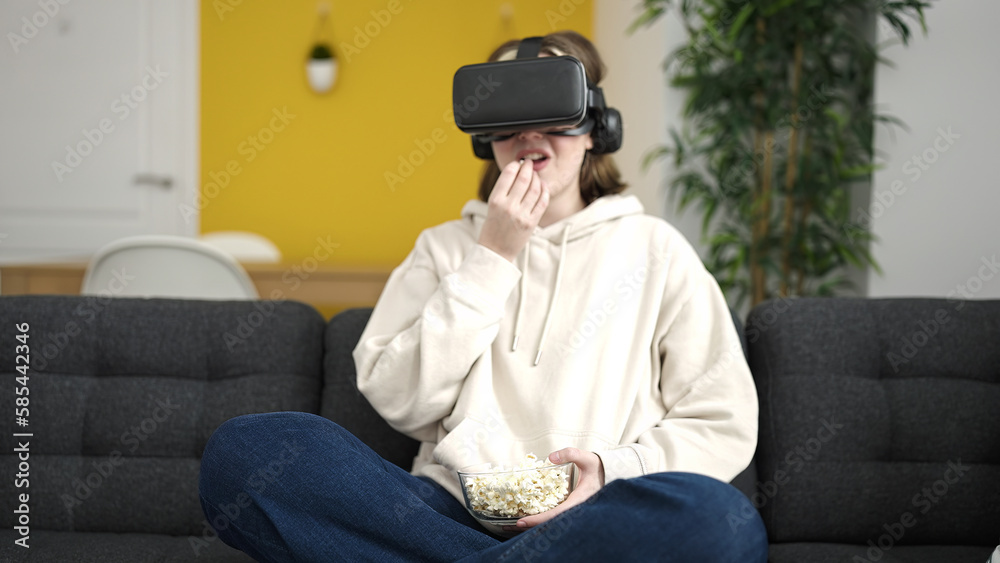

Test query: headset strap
[588,85,606,110]
[516,36,543,59]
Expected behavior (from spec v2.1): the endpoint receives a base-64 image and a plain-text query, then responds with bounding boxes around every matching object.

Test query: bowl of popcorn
[457,453,575,533]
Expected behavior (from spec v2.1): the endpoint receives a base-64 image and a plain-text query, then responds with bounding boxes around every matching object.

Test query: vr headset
[452,36,623,160]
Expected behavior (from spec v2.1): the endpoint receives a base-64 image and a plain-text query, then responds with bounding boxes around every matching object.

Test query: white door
[0,0,198,264]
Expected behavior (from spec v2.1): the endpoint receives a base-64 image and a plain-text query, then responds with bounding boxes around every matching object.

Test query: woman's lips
[517,149,551,172]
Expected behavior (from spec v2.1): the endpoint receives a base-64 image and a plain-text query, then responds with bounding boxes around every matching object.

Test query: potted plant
[631,0,930,307]
[307,43,337,93]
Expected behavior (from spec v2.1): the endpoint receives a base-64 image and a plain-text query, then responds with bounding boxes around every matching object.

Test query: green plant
[310,43,334,60]
[632,0,930,308]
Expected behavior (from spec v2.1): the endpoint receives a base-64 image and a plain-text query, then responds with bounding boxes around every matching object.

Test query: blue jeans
[199,412,768,562]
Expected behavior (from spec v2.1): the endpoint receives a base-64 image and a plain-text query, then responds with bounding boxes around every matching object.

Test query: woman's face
[490,128,593,204]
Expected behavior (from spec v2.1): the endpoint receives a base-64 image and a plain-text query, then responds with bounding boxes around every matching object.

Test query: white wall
[868,1,1000,299]
[594,2,708,257]
[599,1,1000,303]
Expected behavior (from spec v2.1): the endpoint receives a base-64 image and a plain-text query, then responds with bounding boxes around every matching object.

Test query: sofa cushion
[0,529,254,562]
[0,295,325,537]
[321,307,420,470]
[747,297,1000,546]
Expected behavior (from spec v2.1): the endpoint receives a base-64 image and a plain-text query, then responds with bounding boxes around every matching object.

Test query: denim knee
[200,412,322,501]
[605,472,768,560]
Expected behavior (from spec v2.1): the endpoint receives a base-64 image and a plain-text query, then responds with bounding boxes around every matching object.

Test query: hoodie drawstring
[510,224,572,365]
[534,224,571,365]
[511,240,530,352]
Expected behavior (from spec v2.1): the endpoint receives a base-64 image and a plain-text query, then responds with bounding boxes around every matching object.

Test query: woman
[200,31,768,562]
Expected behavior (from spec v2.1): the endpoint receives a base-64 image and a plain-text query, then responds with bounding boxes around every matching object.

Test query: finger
[520,170,543,208]
[505,159,535,205]
[529,183,549,219]
[550,447,588,467]
[515,492,579,529]
[491,161,524,201]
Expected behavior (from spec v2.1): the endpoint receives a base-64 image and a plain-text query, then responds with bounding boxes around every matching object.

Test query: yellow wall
[200,0,593,270]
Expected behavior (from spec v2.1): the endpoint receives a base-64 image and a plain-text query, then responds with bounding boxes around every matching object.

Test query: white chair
[81,235,259,299]
[199,231,282,263]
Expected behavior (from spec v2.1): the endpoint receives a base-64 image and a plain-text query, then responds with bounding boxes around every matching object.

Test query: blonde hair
[477,31,626,204]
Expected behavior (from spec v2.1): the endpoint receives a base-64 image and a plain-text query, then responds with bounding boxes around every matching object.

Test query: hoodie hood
[460,194,645,365]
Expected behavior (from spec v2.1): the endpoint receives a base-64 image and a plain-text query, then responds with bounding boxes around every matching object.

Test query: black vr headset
[452,36,623,160]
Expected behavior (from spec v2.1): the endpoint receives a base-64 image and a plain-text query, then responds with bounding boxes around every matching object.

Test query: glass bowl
[457,460,575,532]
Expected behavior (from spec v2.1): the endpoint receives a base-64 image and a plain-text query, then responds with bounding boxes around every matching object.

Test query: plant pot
[306,58,337,93]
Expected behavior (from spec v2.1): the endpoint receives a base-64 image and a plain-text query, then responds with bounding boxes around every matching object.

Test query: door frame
[151,0,200,238]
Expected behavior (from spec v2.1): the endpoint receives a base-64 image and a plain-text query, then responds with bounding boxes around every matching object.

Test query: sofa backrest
[0,295,325,536]
[747,297,1000,546]
[321,307,420,470]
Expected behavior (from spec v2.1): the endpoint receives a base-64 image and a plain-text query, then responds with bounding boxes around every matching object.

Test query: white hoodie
[353,194,758,501]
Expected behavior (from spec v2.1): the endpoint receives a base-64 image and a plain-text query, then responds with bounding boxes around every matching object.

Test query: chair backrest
[200,231,282,263]
[0,295,326,536]
[82,235,259,299]
[747,297,1000,546]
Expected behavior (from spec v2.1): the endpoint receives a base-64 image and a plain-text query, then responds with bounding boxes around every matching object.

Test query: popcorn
[462,453,571,518]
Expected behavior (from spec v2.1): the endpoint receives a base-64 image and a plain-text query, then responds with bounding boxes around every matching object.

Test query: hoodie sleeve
[596,253,758,485]
[353,233,522,442]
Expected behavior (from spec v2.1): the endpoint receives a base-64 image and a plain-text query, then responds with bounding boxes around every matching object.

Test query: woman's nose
[516,129,545,140]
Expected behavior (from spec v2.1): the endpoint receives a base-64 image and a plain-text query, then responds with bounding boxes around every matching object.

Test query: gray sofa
[746,297,999,562]
[0,295,997,562]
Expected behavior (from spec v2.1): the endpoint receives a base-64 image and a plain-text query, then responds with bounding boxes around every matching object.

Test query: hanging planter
[306,43,337,93]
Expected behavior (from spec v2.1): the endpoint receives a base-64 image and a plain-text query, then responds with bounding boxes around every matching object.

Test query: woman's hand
[478,160,549,262]
[503,447,605,533]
